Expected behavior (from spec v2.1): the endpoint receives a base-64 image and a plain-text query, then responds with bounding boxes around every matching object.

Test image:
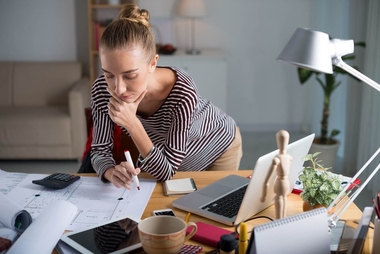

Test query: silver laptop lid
[172,133,315,225]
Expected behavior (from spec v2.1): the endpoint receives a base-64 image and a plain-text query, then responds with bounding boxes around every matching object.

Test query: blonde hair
[100,4,156,62]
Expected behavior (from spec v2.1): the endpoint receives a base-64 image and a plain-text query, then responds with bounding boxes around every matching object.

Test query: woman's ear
[149,54,159,73]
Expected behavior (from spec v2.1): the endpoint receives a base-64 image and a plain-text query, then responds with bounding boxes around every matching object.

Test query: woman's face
[100,47,156,102]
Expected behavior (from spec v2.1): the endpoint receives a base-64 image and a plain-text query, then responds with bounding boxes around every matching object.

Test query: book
[246,207,330,254]
[163,178,197,196]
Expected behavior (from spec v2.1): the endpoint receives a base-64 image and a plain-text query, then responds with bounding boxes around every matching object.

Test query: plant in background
[297,42,365,145]
[299,152,343,207]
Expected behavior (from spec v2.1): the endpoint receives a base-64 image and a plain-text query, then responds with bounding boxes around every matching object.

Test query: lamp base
[329,221,356,253]
[186,49,201,55]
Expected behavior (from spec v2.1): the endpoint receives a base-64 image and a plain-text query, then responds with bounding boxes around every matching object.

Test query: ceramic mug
[138,215,197,254]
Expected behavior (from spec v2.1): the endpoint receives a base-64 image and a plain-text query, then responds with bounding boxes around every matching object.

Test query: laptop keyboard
[201,185,248,218]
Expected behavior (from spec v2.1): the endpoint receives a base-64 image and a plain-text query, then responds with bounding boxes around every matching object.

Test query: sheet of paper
[0,226,18,254]
[0,193,32,233]
[0,170,156,231]
[7,200,77,254]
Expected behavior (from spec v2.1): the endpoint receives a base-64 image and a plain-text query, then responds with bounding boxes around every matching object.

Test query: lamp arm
[327,147,380,228]
[332,57,380,92]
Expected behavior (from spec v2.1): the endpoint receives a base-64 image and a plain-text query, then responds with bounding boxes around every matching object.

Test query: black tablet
[61,216,141,254]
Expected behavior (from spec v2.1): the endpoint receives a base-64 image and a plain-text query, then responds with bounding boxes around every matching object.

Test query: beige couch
[0,62,90,160]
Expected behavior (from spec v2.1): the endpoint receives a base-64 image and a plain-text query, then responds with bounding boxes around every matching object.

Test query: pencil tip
[137,186,140,190]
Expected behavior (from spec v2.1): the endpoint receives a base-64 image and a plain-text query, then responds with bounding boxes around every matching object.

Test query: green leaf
[299,153,344,207]
[297,68,313,84]
[331,180,342,191]
[354,41,366,47]
[331,129,340,137]
[303,154,314,161]
[334,66,348,75]
[341,55,355,61]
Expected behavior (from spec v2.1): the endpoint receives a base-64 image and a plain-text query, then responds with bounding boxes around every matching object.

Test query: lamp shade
[177,0,206,18]
[277,28,333,74]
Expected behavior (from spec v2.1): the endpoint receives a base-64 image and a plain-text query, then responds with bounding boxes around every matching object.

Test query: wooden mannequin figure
[260,130,292,219]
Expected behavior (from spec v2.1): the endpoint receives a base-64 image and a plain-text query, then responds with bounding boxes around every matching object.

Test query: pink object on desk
[186,222,234,248]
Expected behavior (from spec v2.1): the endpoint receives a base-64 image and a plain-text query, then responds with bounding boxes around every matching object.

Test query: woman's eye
[105,75,114,79]
[124,75,137,80]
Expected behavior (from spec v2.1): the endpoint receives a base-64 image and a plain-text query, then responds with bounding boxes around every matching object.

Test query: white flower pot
[308,141,340,169]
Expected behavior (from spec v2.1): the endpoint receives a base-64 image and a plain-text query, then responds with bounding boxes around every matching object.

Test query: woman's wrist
[138,146,155,164]
[103,167,115,182]
[123,116,141,134]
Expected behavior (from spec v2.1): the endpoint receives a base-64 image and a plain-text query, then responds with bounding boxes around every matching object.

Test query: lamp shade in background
[177,0,206,18]
[177,0,206,54]
[277,28,334,74]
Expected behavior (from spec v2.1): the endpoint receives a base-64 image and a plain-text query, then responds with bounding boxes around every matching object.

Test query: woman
[91,4,242,189]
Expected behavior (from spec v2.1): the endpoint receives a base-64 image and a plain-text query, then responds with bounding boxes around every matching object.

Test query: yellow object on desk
[239,222,248,254]
[185,212,191,223]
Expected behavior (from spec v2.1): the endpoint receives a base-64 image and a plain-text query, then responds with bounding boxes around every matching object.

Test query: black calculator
[32,173,80,189]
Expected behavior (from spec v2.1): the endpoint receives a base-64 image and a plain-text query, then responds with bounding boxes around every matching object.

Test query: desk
[73,170,371,253]
[139,170,372,253]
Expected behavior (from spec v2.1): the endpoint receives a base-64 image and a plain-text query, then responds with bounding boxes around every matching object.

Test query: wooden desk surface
[77,170,372,253]
[138,170,372,253]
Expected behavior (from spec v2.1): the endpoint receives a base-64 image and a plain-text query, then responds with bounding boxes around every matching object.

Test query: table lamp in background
[177,0,206,55]
[277,27,380,250]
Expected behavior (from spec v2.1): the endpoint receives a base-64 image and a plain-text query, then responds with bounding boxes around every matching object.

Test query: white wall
[0,0,77,61]
[0,0,358,139]
[206,0,314,132]
[146,0,316,132]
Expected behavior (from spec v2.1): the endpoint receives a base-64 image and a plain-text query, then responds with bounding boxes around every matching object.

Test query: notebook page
[249,208,330,254]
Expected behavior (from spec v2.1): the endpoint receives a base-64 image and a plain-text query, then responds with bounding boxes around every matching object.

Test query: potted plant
[299,152,343,211]
[297,41,365,167]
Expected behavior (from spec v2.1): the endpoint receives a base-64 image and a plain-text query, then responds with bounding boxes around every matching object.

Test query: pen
[124,150,140,190]
[238,222,248,254]
[185,212,191,223]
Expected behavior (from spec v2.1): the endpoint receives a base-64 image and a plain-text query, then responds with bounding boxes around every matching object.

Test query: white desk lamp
[277,28,380,92]
[277,27,380,249]
[177,0,206,55]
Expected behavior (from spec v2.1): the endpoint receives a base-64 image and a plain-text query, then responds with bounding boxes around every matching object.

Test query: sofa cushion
[0,63,13,106]
[0,106,71,146]
[13,62,82,106]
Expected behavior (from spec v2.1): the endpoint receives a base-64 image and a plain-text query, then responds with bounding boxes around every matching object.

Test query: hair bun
[118,4,150,28]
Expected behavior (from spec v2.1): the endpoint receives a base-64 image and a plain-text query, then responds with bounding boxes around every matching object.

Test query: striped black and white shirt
[91,67,236,181]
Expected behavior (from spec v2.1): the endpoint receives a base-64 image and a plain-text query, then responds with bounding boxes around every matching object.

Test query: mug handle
[184,222,198,242]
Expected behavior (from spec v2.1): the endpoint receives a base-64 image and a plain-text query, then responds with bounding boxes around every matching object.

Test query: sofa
[0,62,90,160]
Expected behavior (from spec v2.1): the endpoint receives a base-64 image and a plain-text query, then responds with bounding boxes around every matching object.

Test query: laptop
[172,133,315,226]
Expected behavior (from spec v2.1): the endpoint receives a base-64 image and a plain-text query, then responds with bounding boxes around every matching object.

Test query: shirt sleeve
[137,91,197,182]
[90,79,115,182]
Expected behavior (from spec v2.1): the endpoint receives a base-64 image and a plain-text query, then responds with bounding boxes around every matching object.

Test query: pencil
[185,212,191,223]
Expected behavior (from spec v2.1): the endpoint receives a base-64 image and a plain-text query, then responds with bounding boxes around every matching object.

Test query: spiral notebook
[246,207,330,254]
